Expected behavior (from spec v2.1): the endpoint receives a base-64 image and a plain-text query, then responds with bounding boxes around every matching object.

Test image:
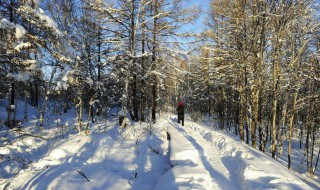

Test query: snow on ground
[154,115,316,190]
[197,114,320,188]
[154,119,213,190]
[1,117,171,190]
[3,131,169,190]
[0,104,319,189]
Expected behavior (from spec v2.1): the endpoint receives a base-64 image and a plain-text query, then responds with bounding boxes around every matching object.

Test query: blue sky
[182,0,210,33]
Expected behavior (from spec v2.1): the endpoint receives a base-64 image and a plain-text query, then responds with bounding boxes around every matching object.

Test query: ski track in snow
[1,124,171,190]
[155,116,313,190]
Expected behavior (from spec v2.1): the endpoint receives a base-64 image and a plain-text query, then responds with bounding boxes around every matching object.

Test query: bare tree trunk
[218,87,225,130]
[40,66,57,129]
[35,83,38,107]
[24,93,28,122]
[278,103,287,157]
[208,85,211,116]
[309,76,316,174]
[34,53,39,108]
[140,6,146,122]
[86,98,93,135]
[313,148,320,175]
[13,89,17,129]
[239,84,245,141]
[310,122,316,174]
[306,110,311,171]
[73,97,79,129]
[6,0,15,128]
[244,65,250,144]
[6,83,14,128]
[271,61,280,158]
[205,50,211,116]
[130,0,138,122]
[299,114,303,149]
[78,96,83,133]
[97,24,101,82]
[140,71,146,122]
[152,76,157,123]
[251,84,260,148]
[30,83,34,106]
[151,0,158,123]
[132,75,138,121]
[263,119,270,153]
[259,96,263,151]
[288,92,297,169]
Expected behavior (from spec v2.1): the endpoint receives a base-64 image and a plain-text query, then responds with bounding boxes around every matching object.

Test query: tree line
[186,0,319,174]
[0,0,197,130]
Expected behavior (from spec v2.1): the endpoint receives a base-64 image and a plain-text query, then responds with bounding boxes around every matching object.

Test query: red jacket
[177,102,184,116]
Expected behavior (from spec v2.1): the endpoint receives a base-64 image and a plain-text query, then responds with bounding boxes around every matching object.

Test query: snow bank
[188,123,313,190]
[154,123,213,190]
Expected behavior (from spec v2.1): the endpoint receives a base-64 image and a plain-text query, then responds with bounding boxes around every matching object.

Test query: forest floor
[0,102,319,189]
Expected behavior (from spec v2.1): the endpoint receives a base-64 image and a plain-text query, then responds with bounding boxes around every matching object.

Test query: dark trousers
[178,115,184,126]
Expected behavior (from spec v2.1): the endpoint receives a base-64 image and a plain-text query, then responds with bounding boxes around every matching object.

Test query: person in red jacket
[177,101,184,126]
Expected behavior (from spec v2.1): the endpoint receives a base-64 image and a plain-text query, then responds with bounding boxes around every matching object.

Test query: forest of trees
[0,0,319,175]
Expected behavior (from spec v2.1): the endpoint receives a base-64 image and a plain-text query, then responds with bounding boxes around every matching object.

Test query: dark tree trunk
[98,25,101,82]
[35,83,39,107]
[140,7,146,122]
[152,76,157,123]
[259,96,263,151]
[10,82,15,106]
[314,148,320,175]
[132,75,138,121]
[86,98,93,134]
[244,65,249,144]
[30,83,34,106]
[299,115,303,149]
[91,104,94,123]
[7,0,15,128]
[239,85,245,141]
[306,114,311,170]
[129,0,139,122]
[140,78,145,122]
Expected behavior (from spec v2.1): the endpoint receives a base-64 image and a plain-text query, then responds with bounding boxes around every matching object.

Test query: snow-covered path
[175,124,238,189]
[155,117,313,190]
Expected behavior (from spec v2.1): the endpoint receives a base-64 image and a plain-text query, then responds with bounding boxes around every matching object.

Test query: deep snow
[0,103,319,189]
[154,116,316,190]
